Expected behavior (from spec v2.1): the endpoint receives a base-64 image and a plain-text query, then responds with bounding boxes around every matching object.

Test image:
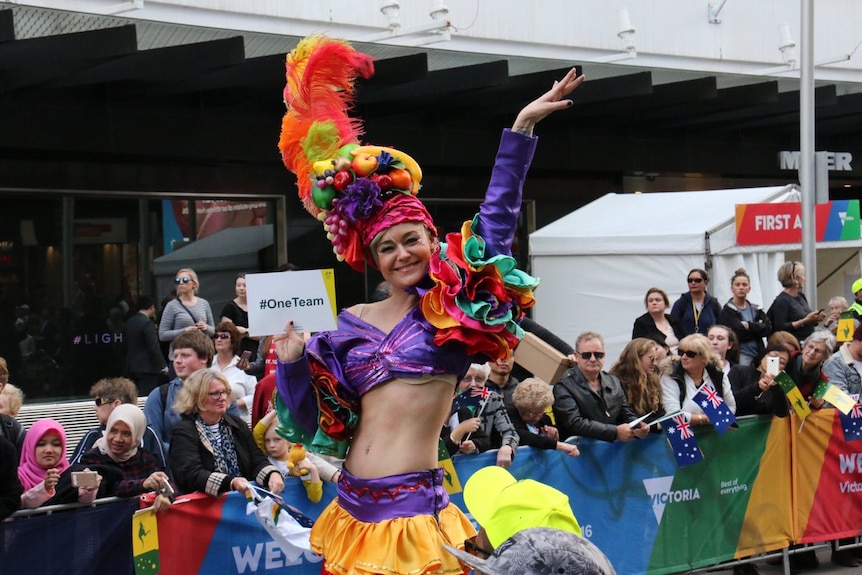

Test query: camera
[159,482,175,498]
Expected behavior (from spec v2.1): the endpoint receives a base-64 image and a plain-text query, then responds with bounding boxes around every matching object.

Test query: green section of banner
[840,200,861,240]
[647,417,774,573]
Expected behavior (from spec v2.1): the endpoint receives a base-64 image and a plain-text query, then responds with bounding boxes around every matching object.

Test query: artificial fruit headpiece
[278,35,433,271]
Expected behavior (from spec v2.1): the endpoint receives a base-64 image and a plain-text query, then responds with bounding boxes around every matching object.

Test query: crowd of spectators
[2,261,862,571]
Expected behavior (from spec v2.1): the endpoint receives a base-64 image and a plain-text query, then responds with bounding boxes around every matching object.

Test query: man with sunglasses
[70,376,167,468]
[553,332,649,442]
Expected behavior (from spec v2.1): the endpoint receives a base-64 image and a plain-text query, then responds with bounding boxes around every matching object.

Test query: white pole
[800,0,817,303]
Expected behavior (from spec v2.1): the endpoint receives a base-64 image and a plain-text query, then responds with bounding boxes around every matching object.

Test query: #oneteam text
[650,487,700,505]
[259,297,325,310]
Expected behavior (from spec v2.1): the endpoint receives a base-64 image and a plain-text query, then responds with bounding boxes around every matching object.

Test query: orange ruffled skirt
[311,468,476,575]
[312,499,475,575]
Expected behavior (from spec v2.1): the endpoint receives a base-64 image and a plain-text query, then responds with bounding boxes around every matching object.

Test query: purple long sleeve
[473,129,538,257]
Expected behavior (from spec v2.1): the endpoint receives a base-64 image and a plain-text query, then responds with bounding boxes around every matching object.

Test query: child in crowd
[18,419,100,508]
[0,383,23,417]
[252,410,341,503]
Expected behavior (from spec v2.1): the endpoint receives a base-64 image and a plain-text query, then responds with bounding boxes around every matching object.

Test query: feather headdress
[278,35,431,270]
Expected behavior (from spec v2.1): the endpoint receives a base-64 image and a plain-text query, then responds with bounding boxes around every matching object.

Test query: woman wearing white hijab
[79,404,173,512]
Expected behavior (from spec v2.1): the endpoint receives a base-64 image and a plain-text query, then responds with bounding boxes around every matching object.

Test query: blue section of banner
[0,498,138,575]
[161,199,184,253]
[822,199,849,240]
[197,488,332,574]
[450,435,675,575]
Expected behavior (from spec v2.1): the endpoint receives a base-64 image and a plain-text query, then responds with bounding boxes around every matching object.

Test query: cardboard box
[513,332,569,384]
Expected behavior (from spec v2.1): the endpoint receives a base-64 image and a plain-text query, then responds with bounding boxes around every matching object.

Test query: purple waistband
[336,467,450,523]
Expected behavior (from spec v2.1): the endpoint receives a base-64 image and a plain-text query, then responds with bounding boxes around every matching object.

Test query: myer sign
[779,151,853,171]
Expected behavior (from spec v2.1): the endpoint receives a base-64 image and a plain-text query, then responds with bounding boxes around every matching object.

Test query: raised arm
[511,68,584,136]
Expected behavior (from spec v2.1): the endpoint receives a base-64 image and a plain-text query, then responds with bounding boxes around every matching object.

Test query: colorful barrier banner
[4,412,861,575]
[794,411,862,543]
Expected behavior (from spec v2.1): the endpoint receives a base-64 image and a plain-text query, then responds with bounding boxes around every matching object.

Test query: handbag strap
[176,300,198,323]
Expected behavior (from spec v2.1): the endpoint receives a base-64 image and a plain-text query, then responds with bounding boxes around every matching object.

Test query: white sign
[245,269,338,336]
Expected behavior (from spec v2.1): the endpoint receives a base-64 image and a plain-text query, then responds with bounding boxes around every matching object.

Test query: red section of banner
[735,203,836,246]
[157,492,225,574]
[799,413,862,542]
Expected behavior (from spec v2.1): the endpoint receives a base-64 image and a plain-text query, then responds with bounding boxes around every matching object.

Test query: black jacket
[552,366,638,442]
[631,313,686,347]
[0,435,22,520]
[728,364,788,417]
[170,412,277,496]
[720,301,771,359]
[124,311,167,375]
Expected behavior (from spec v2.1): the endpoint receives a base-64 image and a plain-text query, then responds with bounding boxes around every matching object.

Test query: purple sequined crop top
[307,306,468,398]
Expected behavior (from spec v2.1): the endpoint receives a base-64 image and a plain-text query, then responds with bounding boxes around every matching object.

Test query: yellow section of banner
[789,411,833,540]
[736,416,793,557]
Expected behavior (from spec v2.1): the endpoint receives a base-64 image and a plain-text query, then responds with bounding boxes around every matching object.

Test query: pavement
[701,544,861,575]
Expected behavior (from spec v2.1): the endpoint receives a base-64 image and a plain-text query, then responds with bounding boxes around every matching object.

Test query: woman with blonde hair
[610,338,663,430]
[660,334,737,426]
[508,378,579,456]
[159,268,215,363]
[169,369,282,497]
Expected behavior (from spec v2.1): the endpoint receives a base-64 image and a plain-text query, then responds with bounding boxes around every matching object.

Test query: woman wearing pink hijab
[18,419,100,508]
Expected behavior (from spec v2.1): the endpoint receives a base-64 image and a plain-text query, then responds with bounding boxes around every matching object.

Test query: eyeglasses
[174,277,192,284]
[680,350,701,358]
[94,397,114,406]
[207,390,229,399]
[687,277,704,284]
[464,535,493,559]
[460,375,486,383]
[578,351,605,360]
[214,333,231,340]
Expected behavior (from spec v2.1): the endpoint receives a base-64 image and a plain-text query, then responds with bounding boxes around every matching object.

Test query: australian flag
[839,394,862,442]
[450,387,492,419]
[693,383,736,435]
[661,413,704,467]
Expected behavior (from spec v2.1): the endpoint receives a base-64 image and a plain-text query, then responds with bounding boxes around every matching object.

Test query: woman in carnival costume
[273,35,584,575]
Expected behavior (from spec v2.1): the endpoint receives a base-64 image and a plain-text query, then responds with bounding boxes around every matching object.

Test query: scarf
[18,419,69,491]
[94,404,147,463]
[195,415,241,477]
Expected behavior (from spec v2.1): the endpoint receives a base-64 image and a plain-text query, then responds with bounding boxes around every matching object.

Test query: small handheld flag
[813,379,856,414]
[839,394,862,441]
[693,383,736,434]
[661,412,704,467]
[437,437,463,494]
[774,372,812,420]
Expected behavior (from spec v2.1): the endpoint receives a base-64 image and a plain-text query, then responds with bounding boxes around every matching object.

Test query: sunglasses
[578,351,605,360]
[174,277,192,284]
[687,277,704,284]
[207,390,229,399]
[214,333,231,340]
[94,396,114,406]
[680,350,701,358]
[464,535,493,559]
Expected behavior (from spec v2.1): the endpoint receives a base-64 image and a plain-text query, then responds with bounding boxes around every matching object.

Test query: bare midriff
[346,376,456,478]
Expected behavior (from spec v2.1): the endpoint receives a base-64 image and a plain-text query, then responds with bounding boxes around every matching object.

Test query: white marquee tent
[529,185,862,362]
